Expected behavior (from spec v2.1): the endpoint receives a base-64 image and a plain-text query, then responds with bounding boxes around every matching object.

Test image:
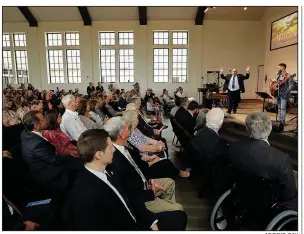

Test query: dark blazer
[220,72,250,93]
[20,130,69,191]
[229,138,297,210]
[108,147,156,229]
[86,86,95,96]
[138,114,154,138]
[193,127,229,164]
[63,168,137,230]
[96,85,104,93]
[118,97,128,109]
[175,107,196,136]
[2,197,25,231]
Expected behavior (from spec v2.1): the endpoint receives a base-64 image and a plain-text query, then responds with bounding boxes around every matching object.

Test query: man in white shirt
[61,94,87,141]
[220,66,250,114]
[175,87,185,98]
[162,89,175,106]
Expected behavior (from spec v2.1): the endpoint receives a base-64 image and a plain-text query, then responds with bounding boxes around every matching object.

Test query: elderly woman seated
[122,110,190,178]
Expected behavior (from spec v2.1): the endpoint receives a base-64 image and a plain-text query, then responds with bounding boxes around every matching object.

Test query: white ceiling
[2,6,267,23]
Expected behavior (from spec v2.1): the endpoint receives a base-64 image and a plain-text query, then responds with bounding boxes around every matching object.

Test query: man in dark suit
[21,110,69,192]
[118,91,128,109]
[175,99,198,136]
[193,108,232,195]
[2,195,40,231]
[63,129,140,230]
[220,66,250,114]
[95,82,104,93]
[86,82,95,97]
[104,118,187,230]
[229,112,297,211]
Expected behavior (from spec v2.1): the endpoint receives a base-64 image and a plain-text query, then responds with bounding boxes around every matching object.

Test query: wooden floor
[224,99,297,132]
[162,119,211,231]
[161,100,298,230]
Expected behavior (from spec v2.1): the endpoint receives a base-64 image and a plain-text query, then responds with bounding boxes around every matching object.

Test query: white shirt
[32,131,49,142]
[170,106,180,116]
[146,102,154,112]
[85,166,136,221]
[262,139,270,146]
[176,91,185,98]
[228,74,240,91]
[163,94,174,103]
[140,112,151,124]
[60,109,87,141]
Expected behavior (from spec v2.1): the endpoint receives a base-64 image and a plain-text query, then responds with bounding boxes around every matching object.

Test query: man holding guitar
[271,63,296,125]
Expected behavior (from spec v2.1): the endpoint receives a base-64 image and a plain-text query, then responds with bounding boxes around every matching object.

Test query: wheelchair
[210,171,298,231]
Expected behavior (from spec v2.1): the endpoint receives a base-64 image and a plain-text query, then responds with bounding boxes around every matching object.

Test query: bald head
[206,108,224,130]
[232,68,238,75]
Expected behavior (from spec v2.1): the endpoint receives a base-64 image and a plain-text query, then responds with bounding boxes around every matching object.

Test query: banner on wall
[270,11,298,51]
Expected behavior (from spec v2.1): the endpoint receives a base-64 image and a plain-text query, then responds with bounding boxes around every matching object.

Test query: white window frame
[45,31,81,84]
[153,30,189,83]
[99,31,134,83]
[2,32,29,84]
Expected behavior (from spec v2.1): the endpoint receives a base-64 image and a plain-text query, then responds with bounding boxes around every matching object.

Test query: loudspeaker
[272,121,284,133]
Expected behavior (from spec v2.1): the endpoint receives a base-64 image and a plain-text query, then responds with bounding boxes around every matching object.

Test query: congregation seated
[121,111,189,179]
[175,99,198,136]
[77,100,103,130]
[175,87,186,98]
[103,94,123,117]
[43,109,79,157]
[87,99,105,127]
[118,90,128,109]
[103,121,188,230]
[3,98,21,127]
[61,94,87,141]
[146,97,159,115]
[229,112,298,211]
[162,89,175,106]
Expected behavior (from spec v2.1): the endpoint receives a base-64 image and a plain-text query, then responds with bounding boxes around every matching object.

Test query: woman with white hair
[121,110,190,178]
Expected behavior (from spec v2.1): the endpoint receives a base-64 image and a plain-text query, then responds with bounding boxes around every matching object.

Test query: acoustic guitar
[270,73,296,97]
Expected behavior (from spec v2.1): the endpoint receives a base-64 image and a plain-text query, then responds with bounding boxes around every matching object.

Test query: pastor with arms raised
[220,65,250,114]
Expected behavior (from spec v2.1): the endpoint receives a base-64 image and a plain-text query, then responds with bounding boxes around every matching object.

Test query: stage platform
[223,99,297,134]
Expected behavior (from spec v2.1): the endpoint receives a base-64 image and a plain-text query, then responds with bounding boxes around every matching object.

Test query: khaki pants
[145,178,183,213]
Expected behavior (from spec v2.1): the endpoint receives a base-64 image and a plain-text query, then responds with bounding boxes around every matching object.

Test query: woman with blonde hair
[122,110,190,178]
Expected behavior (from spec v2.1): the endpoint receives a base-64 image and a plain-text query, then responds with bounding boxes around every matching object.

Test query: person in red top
[43,109,79,157]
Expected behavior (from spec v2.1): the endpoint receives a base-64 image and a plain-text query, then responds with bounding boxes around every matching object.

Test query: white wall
[201,20,264,99]
[3,8,297,99]
[261,7,298,93]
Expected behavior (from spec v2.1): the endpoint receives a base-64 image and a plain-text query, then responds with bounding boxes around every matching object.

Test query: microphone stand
[275,71,281,122]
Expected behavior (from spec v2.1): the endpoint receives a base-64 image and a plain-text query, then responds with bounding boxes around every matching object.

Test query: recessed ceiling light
[244,7,248,10]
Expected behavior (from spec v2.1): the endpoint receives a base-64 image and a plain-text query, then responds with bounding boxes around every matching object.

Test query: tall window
[46,32,81,83]
[153,30,188,83]
[99,31,134,83]
[2,33,29,84]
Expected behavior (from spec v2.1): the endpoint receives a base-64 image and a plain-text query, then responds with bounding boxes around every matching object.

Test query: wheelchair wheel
[265,210,298,231]
[210,189,231,231]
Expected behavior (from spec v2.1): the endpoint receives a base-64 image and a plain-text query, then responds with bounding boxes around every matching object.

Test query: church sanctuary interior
[2,6,299,231]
